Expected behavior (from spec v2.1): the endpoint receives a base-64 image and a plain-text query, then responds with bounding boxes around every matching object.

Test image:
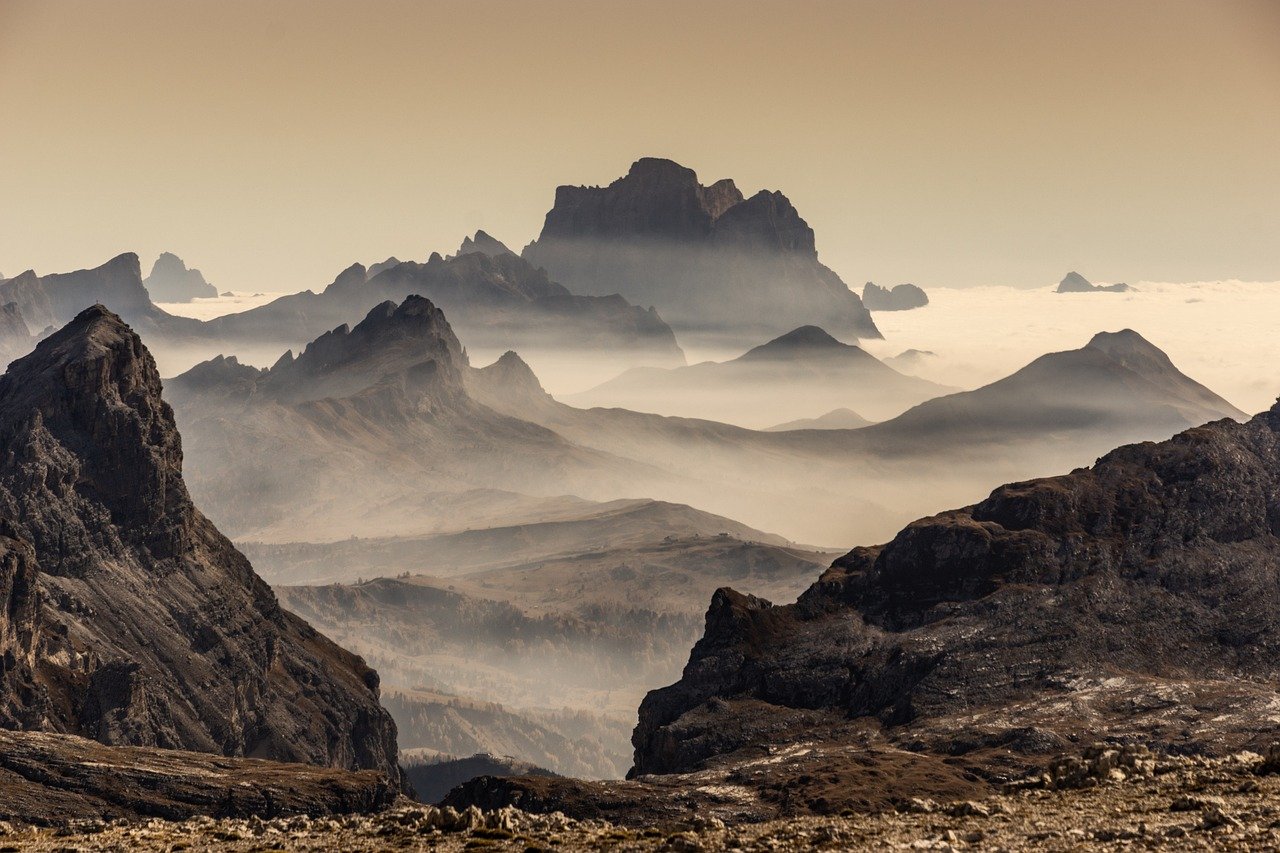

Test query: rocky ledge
[0,730,398,825]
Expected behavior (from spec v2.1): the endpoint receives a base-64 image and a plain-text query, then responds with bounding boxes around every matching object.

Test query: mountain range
[567,324,949,426]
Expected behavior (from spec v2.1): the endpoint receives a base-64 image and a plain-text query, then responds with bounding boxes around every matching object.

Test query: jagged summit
[454,230,514,258]
[523,157,881,341]
[0,306,402,783]
[179,295,470,407]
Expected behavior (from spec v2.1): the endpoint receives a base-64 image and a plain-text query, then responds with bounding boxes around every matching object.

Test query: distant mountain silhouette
[1056,271,1131,293]
[523,157,881,343]
[569,325,948,426]
[765,408,872,431]
[862,282,928,310]
[858,329,1243,454]
[143,252,217,302]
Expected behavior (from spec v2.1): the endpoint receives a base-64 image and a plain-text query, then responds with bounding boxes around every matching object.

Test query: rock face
[862,282,928,311]
[522,157,881,342]
[0,306,402,784]
[631,397,1280,779]
[143,252,218,302]
[451,230,514,259]
[0,730,398,825]
[206,250,684,366]
[1056,271,1131,293]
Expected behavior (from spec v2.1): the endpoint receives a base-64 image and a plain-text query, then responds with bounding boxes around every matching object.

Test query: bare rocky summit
[523,157,881,342]
[0,306,402,785]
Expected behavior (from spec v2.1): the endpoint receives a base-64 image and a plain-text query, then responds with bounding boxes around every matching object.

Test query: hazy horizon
[3,0,1278,295]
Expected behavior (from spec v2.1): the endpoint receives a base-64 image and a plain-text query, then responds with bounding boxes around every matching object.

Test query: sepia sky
[1,0,1277,293]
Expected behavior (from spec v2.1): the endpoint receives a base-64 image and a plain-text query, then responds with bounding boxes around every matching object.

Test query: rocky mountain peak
[0,305,192,559]
[524,158,881,340]
[0,306,403,783]
[455,230,514,258]
[143,253,217,303]
[324,262,369,297]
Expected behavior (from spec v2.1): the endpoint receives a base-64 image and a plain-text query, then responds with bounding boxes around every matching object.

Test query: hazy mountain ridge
[568,324,948,426]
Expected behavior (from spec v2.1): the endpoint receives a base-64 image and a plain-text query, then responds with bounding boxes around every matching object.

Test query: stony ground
[6,746,1280,851]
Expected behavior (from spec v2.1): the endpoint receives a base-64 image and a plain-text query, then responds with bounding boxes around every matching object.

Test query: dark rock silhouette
[862,282,928,310]
[1056,271,1131,293]
[0,306,402,785]
[523,157,881,342]
[143,252,218,302]
[404,752,557,805]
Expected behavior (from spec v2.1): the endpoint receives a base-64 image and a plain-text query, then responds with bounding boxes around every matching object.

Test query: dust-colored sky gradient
[1,0,1277,292]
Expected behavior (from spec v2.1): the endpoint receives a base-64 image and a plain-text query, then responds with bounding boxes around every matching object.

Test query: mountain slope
[0,306,401,783]
[523,157,881,343]
[857,329,1245,454]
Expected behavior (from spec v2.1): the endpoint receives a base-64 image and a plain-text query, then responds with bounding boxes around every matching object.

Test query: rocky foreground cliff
[632,398,1280,780]
[0,306,402,786]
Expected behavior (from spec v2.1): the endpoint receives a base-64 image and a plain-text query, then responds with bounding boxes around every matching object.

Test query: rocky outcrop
[0,306,402,785]
[1056,271,1131,293]
[143,253,218,302]
[404,752,558,805]
[862,282,928,311]
[632,395,1280,779]
[0,730,398,825]
[523,157,881,342]
[452,230,514,259]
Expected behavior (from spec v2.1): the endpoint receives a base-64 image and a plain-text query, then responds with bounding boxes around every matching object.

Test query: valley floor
[6,750,1280,851]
